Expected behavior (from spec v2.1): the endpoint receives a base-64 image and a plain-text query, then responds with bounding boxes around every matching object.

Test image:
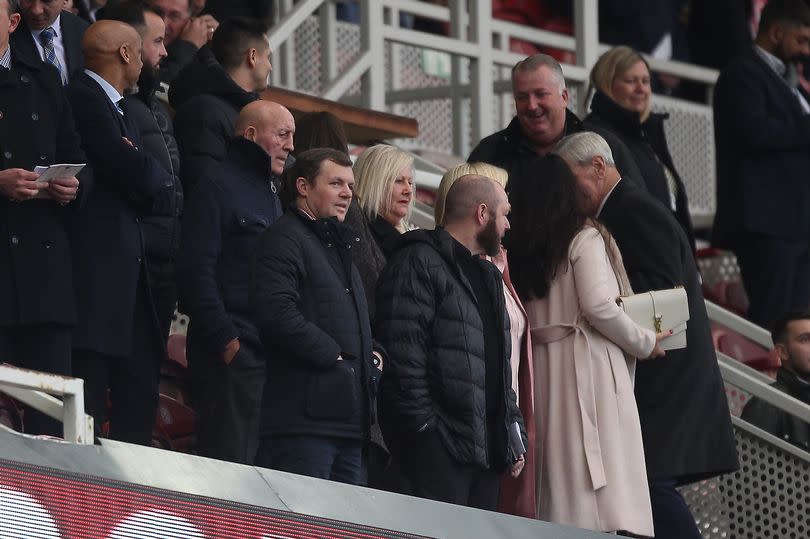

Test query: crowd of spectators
[2,0,810,537]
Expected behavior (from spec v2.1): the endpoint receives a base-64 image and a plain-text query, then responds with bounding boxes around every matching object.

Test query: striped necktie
[38,27,66,84]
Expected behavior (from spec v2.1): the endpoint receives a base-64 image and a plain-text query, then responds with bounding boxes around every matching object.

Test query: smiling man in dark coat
[251,148,384,486]
[0,0,86,436]
[557,132,738,539]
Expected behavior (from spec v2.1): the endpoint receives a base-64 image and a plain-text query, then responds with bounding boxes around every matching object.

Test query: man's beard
[476,217,502,257]
[137,64,160,99]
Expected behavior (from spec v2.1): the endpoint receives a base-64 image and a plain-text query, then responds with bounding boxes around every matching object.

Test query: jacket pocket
[305,361,359,420]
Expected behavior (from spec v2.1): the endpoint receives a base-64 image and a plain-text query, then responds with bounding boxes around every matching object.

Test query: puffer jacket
[375,227,526,472]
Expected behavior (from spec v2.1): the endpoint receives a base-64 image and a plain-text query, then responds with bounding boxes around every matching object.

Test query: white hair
[554,132,616,167]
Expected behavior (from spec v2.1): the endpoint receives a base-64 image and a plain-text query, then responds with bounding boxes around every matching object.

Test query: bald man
[177,100,292,464]
[375,175,526,509]
[67,19,177,445]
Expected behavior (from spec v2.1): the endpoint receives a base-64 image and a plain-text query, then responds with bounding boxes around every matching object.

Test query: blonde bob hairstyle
[434,162,508,226]
[352,144,414,231]
[588,45,652,122]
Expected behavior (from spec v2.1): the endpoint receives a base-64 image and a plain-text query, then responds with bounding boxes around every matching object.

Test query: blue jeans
[260,435,365,486]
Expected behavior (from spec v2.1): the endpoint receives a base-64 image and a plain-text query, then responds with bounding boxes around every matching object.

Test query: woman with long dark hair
[506,154,667,537]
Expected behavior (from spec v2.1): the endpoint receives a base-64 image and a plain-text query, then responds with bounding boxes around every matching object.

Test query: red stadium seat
[717,332,780,374]
[152,393,196,453]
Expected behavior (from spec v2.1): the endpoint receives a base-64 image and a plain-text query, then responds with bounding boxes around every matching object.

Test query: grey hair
[512,53,566,94]
[554,132,616,167]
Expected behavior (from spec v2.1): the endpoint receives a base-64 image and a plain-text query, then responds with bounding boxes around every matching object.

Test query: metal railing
[0,364,94,445]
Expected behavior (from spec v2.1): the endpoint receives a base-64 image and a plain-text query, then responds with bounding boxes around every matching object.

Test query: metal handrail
[705,300,773,349]
[0,364,94,445]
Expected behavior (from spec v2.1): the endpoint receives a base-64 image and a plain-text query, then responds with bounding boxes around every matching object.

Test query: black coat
[341,201,387,322]
[741,367,810,453]
[169,45,259,193]
[467,110,582,192]
[124,80,183,264]
[712,49,810,249]
[599,179,738,484]
[584,90,696,251]
[177,138,282,352]
[0,50,87,327]
[251,210,377,441]
[374,228,525,472]
[10,11,88,82]
[67,72,175,357]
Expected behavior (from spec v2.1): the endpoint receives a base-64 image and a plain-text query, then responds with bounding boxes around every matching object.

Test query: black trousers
[401,429,500,511]
[189,335,265,464]
[736,235,810,328]
[0,324,71,436]
[648,479,703,539]
[73,275,163,445]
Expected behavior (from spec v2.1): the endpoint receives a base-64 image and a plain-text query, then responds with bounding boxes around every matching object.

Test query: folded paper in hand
[34,163,85,183]
[508,421,526,462]
[617,287,690,351]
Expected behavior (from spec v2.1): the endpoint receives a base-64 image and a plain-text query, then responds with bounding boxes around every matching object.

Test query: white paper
[34,163,85,183]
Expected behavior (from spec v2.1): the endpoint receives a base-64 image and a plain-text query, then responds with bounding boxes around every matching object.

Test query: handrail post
[468,0,494,154]
[319,0,338,92]
[449,0,468,156]
[573,0,599,114]
[361,0,386,111]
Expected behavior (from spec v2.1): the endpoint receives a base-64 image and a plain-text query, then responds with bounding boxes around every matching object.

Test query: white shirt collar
[597,177,622,218]
[84,69,124,108]
[754,44,786,78]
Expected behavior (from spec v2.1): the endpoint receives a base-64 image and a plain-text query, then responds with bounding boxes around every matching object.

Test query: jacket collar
[589,89,669,139]
[501,108,582,155]
[226,137,274,184]
[776,367,810,404]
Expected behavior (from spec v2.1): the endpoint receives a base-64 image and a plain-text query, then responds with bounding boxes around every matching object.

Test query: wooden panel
[261,87,419,144]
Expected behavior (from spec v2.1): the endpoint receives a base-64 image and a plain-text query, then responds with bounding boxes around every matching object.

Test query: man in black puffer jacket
[169,16,271,194]
[375,175,526,510]
[252,148,384,486]
[105,1,184,348]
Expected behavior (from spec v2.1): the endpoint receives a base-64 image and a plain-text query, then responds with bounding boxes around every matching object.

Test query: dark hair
[505,154,587,300]
[5,0,18,16]
[759,0,810,32]
[281,148,353,205]
[100,1,165,31]
[771,311,810,344]
[211,16,271,72]
[292,111,349,156]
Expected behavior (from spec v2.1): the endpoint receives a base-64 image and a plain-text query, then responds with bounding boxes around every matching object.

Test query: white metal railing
[268,0,720,157]
[0,364,94,445]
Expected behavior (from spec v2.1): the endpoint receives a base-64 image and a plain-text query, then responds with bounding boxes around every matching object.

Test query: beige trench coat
[526,224,655,536]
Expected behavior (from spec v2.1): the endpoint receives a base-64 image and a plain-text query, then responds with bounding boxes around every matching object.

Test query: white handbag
[616,287,690,351]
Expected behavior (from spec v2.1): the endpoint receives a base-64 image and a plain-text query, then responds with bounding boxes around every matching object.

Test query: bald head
[237,100,296,176]
[444,174,501,225]
[82,21,143,92]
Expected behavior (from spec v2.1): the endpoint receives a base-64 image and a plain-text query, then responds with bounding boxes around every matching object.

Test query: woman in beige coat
[506,155,668,537]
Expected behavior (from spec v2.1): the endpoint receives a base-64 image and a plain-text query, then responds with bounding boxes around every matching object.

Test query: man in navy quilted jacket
[177,100,292,465]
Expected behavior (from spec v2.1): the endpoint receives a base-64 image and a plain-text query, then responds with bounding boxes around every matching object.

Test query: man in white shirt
[10,0,88,83]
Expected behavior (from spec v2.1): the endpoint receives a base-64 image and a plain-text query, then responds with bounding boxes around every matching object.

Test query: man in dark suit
[557,132,739,539]
[0,0,85,436]
[67,20,176,445]
[713,0,810,328]
[10,0,88,84]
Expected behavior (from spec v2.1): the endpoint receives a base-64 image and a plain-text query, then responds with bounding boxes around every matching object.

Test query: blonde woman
[353,144,414,235]
[583,46,696,250]
[434,162,537,520]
